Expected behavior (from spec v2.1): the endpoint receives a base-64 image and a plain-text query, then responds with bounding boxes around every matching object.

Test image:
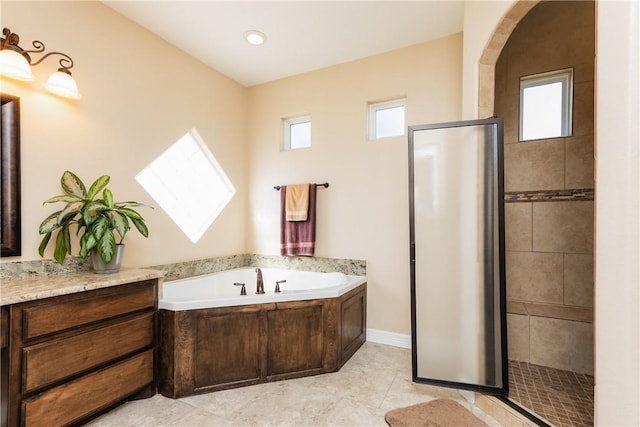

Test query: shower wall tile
[530,317,593,375]
[506,251,563,304]
[565,134,595,189]
[505,203,532,251]
[478,64,496,115]
[494,53,508,101]
[564,253,594,308]
[573,81,595,137]
[532,201,594,253]
[504,139,565,192]
[497,90,519,145]
[507,300,528,315]
[507,313,530,362]
[503,106,519,145]
[525,303,593,323]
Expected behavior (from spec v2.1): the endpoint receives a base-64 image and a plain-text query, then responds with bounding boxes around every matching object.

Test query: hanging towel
[280,184,316,257]
[285,183,310,221]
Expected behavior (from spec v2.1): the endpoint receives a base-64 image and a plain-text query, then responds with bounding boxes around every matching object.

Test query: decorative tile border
[505,188,594,203]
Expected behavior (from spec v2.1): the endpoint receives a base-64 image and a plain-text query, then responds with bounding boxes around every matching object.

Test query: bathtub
[159,267,366,311]
[158,266,367,398]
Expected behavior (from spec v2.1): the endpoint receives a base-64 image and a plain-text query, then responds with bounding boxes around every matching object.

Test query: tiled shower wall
[495,1,595,375]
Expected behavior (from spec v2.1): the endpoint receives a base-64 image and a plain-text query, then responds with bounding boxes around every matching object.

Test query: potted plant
[39,170,151,273]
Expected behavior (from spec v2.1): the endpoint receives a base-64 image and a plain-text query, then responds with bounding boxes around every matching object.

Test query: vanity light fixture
[0,27,81,99]
[244,30,266,46]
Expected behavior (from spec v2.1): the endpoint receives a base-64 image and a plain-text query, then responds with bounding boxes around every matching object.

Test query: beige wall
[461,1,513,120]
[2,1,464,337]
[594,1,639,424]
[2,1,638,423]
[0,1,248,267]
[246,34,463,334]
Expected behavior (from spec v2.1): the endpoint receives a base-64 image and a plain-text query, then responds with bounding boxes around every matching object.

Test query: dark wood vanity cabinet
[3,279,158,427]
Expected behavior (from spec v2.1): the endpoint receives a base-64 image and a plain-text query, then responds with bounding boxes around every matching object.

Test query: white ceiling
[103,1,464,87]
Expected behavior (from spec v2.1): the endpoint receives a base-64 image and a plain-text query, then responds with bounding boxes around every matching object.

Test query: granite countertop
[0,268,165,306]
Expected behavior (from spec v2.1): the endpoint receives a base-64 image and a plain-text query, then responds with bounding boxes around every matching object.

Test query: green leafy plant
[39,171,151,265]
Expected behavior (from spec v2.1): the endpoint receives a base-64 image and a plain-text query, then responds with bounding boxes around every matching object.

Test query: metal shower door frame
[408,117,508,396]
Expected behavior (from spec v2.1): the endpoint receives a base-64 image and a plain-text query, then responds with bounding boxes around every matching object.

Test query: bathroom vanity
[0,269,163,427]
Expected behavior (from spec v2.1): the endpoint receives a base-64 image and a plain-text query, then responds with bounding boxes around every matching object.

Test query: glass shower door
[408,118,507,394]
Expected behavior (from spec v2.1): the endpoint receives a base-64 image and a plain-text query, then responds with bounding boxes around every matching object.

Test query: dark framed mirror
[1,94,21,257]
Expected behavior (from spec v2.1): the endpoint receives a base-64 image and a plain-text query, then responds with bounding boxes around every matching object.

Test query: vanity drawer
[22,312,154,393]
[22,282,155,340]
[21,349,153,426]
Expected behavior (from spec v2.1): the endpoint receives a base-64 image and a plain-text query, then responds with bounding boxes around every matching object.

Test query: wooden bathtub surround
[1,275,161,427]
[159,283,367,398]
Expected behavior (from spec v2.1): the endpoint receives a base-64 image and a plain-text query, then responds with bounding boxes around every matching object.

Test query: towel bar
[274,183,329,191]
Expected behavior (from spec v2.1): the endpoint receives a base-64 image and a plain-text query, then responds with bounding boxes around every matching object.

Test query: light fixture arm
[31,51,74,73]
[1,28,75,73]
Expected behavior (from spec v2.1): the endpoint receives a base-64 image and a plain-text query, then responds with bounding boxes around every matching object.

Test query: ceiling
[103,1,464,87]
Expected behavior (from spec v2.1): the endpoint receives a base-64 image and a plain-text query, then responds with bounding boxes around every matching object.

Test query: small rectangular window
[283,115,311,150]
[369,98,406,140]
[519,68,573,141]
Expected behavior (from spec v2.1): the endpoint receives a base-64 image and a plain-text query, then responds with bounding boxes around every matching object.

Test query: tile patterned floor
[87,342,501,426]
[508,360,594,427]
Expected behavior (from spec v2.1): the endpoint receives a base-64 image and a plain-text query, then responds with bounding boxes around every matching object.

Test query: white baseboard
[366,328,412,349]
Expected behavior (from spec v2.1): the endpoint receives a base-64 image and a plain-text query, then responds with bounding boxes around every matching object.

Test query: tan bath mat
[384,398,488,427]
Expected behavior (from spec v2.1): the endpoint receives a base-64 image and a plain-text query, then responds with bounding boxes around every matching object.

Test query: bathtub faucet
[255,268,265,294]
[275,280,286,293]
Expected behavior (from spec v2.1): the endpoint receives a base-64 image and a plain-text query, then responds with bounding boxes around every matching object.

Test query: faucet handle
[233,282,247,296]
[275,280,286,293]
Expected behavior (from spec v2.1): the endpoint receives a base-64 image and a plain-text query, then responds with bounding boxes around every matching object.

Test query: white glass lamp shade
[0,49,35,81]
[45,70,81,99]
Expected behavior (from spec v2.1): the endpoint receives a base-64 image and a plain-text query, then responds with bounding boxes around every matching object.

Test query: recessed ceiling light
[244,30,266,46]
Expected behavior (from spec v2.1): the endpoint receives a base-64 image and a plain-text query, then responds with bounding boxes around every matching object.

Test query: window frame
[519,68,574,142]
[282,115,311,151]
[368,98,407,140]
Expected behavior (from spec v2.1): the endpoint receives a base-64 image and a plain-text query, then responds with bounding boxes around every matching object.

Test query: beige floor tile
[320,397,389,427]
[305,362,398,408]
[86,342,504,426]
[379,371,459,411]
[170,411,234,427]
[86,394,207,426]
[180,382,265,420]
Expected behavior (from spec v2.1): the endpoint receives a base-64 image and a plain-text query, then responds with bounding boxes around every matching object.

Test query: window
[369,98,406,139]
[135,128,236,243]
[283,115,311,150]
[520,68,573,141]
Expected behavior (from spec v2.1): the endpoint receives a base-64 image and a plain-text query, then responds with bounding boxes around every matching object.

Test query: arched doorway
[479,2,596,426]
